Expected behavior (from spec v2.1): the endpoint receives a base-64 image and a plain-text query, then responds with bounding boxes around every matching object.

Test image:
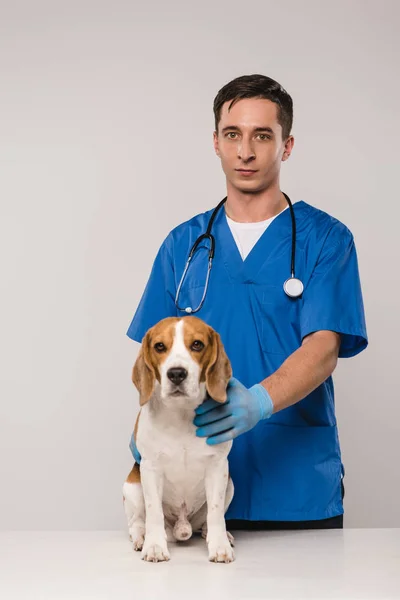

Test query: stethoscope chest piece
[283,277,304,298]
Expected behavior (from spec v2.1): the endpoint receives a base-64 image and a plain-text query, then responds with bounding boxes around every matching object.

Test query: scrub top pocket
[259,284,301,355]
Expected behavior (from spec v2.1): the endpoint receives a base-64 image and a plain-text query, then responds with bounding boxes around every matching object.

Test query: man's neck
[224,182,287,223]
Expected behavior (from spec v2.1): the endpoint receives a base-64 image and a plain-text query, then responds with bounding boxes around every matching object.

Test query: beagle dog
[122,316,235,563]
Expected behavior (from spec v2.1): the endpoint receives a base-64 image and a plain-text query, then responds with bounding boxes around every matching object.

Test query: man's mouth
[236,169,258,176]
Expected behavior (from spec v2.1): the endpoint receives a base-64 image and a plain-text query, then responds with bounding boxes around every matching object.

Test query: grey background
[0,0,398,530]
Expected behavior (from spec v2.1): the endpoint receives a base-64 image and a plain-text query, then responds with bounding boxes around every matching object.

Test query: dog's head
[132,316,232,408]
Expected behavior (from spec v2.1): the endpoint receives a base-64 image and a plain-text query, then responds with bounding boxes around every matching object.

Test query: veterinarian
[126,74,368,530]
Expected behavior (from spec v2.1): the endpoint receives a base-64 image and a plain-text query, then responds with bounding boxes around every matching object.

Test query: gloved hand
[129,432,141,464]
[193,377,274,445]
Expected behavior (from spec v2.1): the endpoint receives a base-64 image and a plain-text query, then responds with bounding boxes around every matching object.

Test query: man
[126,74,368,530]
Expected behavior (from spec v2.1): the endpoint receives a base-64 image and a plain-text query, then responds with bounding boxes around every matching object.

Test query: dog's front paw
[208,534,235,563]
[129,527,145,551]
[202,525,235,547]
[141,539,170,562]
[131,534,144,551]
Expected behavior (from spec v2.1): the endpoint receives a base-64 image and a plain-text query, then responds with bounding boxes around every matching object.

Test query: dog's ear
[205,331,232,403]
[132,331,156,406]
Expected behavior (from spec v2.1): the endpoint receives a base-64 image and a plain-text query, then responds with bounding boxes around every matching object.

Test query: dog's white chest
[162,441,210,518]
[137,406,230,519]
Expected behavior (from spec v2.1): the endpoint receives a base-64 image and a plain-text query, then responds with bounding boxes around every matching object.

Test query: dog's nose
[167,367,188,385]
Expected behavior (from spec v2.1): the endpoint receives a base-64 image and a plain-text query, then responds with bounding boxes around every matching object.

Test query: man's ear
[205,331,232,403]
[132,331,156,406]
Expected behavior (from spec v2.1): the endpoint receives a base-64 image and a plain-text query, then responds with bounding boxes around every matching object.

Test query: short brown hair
[213,74,293,141]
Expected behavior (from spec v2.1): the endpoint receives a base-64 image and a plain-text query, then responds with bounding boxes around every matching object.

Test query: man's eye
[154,342,167,353]
[191,340,204,352]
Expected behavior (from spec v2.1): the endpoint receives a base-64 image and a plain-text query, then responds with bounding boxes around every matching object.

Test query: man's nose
[237,138,255,160]
[167,367,188,385]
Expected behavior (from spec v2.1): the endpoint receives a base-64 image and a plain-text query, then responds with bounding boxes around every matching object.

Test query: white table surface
[0,529,399,599]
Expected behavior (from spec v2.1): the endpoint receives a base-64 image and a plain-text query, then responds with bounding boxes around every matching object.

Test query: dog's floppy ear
[132,331,156,406]
[205,331,232,403]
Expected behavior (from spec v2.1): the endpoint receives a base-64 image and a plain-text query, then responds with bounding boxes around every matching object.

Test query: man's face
[213,98,294,194]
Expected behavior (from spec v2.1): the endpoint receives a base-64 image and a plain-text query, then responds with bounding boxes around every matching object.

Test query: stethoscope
[175,192,304,314]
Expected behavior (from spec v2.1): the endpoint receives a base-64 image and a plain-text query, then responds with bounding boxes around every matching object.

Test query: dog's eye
[191,340,204,352]
[154,342,167,353]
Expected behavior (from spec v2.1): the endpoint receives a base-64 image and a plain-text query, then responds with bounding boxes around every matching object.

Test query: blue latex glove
[193,377,274,445]
[129,432,141,464]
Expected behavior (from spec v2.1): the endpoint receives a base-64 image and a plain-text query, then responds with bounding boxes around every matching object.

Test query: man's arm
[193,330,342,445]
[261,330,341,414]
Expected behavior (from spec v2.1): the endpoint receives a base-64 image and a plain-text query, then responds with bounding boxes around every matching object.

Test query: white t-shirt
[226,205,289,260]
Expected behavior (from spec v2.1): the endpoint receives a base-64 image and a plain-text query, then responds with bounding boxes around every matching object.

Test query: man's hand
[193,377,274,445]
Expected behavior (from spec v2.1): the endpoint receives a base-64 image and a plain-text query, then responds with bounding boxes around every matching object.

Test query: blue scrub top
[126,200,368,522]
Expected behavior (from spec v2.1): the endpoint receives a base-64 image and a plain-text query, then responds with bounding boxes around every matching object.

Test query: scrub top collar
[213,199,309,283]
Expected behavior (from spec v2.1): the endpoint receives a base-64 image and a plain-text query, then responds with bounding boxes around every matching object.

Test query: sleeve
[300,224,368,358]
[126,235,178,343]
